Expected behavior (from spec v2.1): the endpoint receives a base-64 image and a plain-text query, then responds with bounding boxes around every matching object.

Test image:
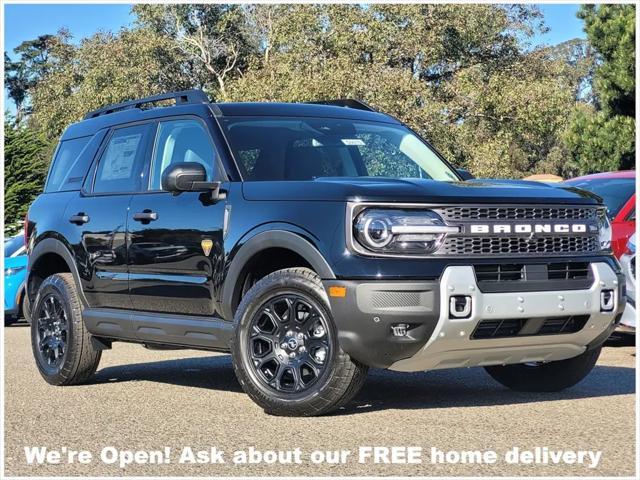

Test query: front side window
[93,124,153,193]
[150,119,216,191]
[220,116,458,182]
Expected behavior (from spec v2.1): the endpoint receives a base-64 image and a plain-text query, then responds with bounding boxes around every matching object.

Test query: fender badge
[201,239,213,256]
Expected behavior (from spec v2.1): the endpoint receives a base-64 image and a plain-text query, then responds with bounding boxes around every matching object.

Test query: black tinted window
[93,124,153,193]
[220,117,457,182]
[565,178,636,217]
[46,136,91,192]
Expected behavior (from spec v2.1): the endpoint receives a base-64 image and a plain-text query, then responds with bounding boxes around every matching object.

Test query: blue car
[4,233,27,325]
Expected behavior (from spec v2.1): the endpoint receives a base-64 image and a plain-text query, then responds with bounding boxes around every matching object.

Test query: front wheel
[231,268,368,416]
[484,347,601,392]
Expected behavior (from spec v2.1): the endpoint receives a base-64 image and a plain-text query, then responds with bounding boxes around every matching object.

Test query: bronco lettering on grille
[469,224,592,234]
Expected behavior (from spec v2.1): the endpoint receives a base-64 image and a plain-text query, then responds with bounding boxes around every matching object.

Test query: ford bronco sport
[25,90,625,416]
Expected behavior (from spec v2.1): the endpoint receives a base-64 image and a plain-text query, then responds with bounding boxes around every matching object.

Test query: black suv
[25,90,624,416]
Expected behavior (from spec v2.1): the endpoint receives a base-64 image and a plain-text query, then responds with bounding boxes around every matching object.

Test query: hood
[242,177,601,205]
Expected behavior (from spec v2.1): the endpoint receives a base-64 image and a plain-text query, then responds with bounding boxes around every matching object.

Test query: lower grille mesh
[472,315,590,339]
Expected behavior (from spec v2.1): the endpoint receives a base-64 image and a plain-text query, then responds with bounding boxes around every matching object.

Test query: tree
[133,4,258,99]
[30,28,191,140]
[4,32,73,123]
[565,4,635,174]
[4,119,52,235]
[228,4,580,178]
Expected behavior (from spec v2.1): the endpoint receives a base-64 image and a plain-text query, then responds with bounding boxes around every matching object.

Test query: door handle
[133,211,158,222]
[69,213,90,225]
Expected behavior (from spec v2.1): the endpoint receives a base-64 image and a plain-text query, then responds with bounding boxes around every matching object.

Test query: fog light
[600,289,615,312]
[391,323,409,337]
[450,295,472,318]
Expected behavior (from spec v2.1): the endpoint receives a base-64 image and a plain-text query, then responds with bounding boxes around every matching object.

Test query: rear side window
[45,136,91,192]
[93,124,154,194]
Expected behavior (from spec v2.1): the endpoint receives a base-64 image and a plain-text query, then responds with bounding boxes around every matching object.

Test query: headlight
[353,208,459,255]
[597,208,612,251]
[4,265,26,277]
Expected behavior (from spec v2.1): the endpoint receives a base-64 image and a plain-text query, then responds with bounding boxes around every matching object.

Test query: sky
[3,3,587,112]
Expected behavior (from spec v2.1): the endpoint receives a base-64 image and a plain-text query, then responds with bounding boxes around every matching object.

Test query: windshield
[220,116,458,182]
[564,178,635,217]
[4,234,25,258]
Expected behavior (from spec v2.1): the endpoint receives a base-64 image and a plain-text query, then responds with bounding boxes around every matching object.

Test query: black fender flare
[27,237,88,306]
[220,230,335,321]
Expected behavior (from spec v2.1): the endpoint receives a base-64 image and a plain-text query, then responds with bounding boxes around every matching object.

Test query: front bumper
[325,262,624,371]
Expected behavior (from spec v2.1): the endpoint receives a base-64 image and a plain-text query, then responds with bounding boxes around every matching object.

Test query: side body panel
[63,194,132,309]
[127,191,226,316]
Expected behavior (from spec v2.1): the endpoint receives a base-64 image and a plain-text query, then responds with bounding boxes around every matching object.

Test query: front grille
[475,262,591,282]
[547,262,591,280]
[472,315,589,339]
[473,262,593,292]
[440,206,598,221]
[439,236,600,256]
[537,316,590,335]
[475,264,525,282]
[472,319,526,339]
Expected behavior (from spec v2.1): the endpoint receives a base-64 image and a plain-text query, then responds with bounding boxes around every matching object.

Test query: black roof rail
[306,98,377,112]
[83,89,210,120]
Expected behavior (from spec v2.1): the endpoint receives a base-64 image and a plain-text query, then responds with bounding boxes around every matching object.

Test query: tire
[231,267,368,416]
[484,347,601,392]
[30,273,101,385]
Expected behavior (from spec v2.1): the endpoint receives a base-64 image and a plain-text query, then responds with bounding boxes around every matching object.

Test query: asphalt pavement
[3,322,636,477]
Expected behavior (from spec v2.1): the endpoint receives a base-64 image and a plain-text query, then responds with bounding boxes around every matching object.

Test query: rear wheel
[484,347,601,392]
[31,273,101,385]
[231,268,368,416]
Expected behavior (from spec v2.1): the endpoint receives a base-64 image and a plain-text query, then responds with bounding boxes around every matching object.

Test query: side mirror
[456,168,475,181]
[161,162,221,197]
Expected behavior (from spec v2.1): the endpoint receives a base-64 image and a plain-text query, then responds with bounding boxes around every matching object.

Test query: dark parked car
[25,91,624,416]
[564,171,636,258]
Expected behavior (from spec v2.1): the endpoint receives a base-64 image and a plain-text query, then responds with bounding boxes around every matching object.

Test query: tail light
[23,212,29,247]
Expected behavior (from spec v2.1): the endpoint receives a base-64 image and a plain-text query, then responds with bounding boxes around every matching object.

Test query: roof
[212,102,398,124]
[566,170,636,182]
[62,96,399,141]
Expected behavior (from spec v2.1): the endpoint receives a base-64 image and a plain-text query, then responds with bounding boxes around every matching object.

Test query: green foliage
[6,3,635,183]
[31,28,191,140]
[4,32,74,124]
[4,119,52,235]
[228,4,581,178]
[565,4,635,175]
[565,104,635,173]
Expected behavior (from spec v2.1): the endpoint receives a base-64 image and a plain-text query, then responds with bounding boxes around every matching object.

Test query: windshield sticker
[341,138,365,146]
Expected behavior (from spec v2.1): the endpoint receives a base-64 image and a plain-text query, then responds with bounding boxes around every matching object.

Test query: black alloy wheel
[248,293,332,393]
[35,294,69,372]
[30,273,102,385]
[231,267,368,416]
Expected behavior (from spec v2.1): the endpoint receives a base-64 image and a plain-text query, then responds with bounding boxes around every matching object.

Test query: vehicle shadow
[343,363,635,415]
[90,352,635,414]
[92,354,244,393]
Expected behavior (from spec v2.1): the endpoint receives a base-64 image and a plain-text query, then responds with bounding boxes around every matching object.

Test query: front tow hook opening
[450,295,472,319]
